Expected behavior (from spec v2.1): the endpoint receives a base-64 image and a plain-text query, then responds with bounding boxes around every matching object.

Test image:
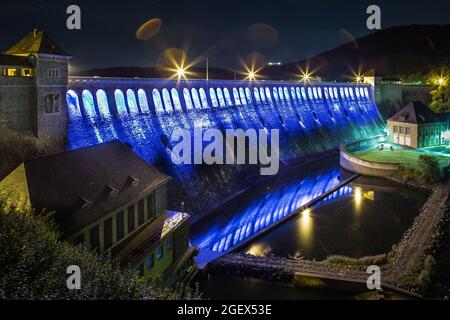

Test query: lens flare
[136,18,162,40]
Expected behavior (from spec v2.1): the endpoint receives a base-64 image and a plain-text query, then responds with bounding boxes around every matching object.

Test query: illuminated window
[21,68,33,77]
[6,68,17,76]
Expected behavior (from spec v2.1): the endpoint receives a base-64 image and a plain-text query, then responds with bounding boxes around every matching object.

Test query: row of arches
[67,85,371,118]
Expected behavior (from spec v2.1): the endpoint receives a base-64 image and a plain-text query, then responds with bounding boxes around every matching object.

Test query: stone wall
[0,77,35,133]
[340,137,400,178]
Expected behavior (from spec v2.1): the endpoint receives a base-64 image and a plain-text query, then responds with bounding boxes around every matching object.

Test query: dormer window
[79,197,93,209]
[105,185,119,197]
[128,175,140,187]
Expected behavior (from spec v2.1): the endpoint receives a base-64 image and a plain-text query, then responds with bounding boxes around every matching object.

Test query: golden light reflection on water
[245,243,267,257]
[297,208,313,247]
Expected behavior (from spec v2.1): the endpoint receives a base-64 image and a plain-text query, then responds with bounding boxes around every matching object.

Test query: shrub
[0,196,200,300]
[417,255,437,293]
[418,155,442,184]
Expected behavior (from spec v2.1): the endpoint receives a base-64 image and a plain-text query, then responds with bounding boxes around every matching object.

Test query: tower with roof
[0,30,70,149]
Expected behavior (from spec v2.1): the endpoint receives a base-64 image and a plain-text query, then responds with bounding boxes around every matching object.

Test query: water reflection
[191,158,351,254]
[298,209,313,248]
[242,175,428,260]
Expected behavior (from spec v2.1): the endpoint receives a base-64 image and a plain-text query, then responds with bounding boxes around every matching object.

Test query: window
[5,68,17,76]
[74,233,85,247]
[146,193,155,220]
[21,68,33,77]
[116,211,125,241]
[127,205,135,233]
[393,126,398,133]
[146,253,154,269]
[104,218,113,250]
[425,128,429,135]
[48,68,59,78]
[156,246,164,260]
[166,238,172,251]
[135,263,144,276]
[89,225,100,252]
[44,94,61,113]
[138,199,145,226]
[399,127,404,134]
[405,127,411,135]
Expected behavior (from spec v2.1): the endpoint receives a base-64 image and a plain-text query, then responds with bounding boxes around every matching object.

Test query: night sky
[1,0,449,72]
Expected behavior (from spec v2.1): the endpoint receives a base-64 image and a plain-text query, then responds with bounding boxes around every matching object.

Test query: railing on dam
[67,76,374,118]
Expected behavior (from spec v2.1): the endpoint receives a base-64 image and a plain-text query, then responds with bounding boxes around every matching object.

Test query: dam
[66,77,386,217]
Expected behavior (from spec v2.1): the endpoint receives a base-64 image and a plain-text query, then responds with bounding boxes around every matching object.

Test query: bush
[417,255,437,292]
[418,155,442,184]
[0,196,200,300]
[395,155,442,185]
[395,164,418,184]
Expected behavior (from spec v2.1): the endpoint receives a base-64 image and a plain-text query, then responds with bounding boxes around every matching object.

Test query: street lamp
[300,71,312,83]
[175,66,186,80]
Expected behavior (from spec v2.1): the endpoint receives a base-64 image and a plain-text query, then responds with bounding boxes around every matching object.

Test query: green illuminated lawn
[351,146,450,170]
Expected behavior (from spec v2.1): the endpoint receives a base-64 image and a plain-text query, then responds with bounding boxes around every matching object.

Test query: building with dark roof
[0,141,196,285]
[0,30,70,149]
[387,101,450,148]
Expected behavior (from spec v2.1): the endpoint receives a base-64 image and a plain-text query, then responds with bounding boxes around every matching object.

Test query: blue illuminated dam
[66,77,385,217]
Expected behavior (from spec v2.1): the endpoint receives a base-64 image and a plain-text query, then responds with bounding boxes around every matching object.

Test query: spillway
[66,78,385,215]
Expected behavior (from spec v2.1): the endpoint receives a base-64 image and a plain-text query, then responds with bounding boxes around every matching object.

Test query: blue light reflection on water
[191,163,355,254]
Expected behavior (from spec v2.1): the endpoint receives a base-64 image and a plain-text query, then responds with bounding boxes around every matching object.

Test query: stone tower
[3,30,71,149]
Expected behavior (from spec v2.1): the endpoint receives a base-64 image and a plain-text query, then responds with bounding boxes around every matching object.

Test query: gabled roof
[17,141,170,237]
[5,31,70,56]
[388,101,445,124]
[0,53,33,67]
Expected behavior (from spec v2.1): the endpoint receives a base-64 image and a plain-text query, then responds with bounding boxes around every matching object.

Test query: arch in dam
[67,78,375,121]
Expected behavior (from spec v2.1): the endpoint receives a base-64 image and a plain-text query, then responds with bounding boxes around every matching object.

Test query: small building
[386,101,449,148]
[0,30,70,150]
[0,141,196,285]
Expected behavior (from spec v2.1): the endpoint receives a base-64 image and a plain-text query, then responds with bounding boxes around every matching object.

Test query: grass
[324,254,387,266]
[350,145,450,170]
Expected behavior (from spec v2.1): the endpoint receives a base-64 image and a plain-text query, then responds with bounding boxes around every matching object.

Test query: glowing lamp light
[244,68,258,81]
[175,67,186,80]
[300,70,313,83]
[438,77,446,86]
